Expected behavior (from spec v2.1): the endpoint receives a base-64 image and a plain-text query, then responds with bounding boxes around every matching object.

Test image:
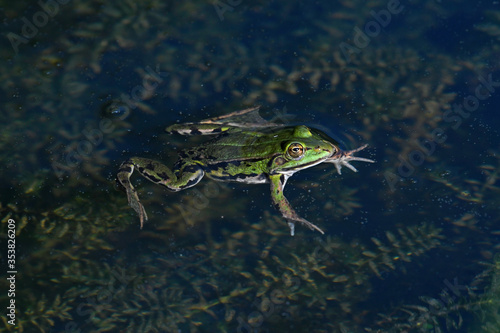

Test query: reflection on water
[1,0,500,332]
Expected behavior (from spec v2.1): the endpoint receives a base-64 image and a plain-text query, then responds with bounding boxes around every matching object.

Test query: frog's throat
[326,144,374,175]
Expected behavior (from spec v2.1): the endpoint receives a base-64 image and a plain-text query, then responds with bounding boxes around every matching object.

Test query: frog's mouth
[278,143,337,172]
[278,158,329,173]
[325,144,374,175]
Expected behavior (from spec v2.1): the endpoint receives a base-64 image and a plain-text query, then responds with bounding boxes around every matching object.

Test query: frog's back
[183,129,280,164]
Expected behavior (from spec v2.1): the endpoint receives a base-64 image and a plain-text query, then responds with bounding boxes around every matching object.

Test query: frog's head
[270,125,374,175]
[270,125,338,174]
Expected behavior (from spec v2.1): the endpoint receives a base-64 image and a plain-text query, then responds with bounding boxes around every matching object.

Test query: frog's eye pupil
[288,143,304,159]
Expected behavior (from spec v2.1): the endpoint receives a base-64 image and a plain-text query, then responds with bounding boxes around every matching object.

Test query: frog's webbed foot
[326,144,374,175]
[286,217,324,236]
[117,160,149,228]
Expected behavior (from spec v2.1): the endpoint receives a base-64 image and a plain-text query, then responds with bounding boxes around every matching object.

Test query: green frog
[117,107,373,235]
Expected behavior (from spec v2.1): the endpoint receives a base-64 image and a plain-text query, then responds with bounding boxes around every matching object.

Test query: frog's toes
[298,218,325,235]
[287,218,324,236]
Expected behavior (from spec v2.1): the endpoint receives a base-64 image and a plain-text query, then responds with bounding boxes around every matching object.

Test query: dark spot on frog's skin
[208,169,264,182]
[146,162,156,171]
[145,173,162,183]
[211,128,223,133]
[118,166,132,173]
[190,127,202,135]
[238,172,262,180]
[279,175,285,184]
[172,162,181,172]
[138,167,145,173]
[210,160,242,170]
[243,163,258,171]
[181,164,202,174]
[158,172,169,180]
[180,171,205,189]
[182,179,198,189]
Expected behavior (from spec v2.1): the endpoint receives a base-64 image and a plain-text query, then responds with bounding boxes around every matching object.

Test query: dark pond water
[1,1,500,332]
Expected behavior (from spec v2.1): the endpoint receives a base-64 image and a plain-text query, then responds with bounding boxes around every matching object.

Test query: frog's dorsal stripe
[166,106,283,136]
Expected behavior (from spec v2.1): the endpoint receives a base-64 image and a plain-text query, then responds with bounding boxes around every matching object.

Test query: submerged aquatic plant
[1,0,500,332]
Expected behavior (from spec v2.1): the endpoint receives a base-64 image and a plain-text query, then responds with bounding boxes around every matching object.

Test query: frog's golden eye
[287,143,304,159]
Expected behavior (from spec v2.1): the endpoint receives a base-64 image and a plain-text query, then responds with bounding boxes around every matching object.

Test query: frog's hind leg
[268,174,325,236]
[117,159,149,228]
[117,157,204,228]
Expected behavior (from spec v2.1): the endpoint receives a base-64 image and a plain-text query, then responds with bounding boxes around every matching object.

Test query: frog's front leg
[117,157,204,228]
[268,174,325,236]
